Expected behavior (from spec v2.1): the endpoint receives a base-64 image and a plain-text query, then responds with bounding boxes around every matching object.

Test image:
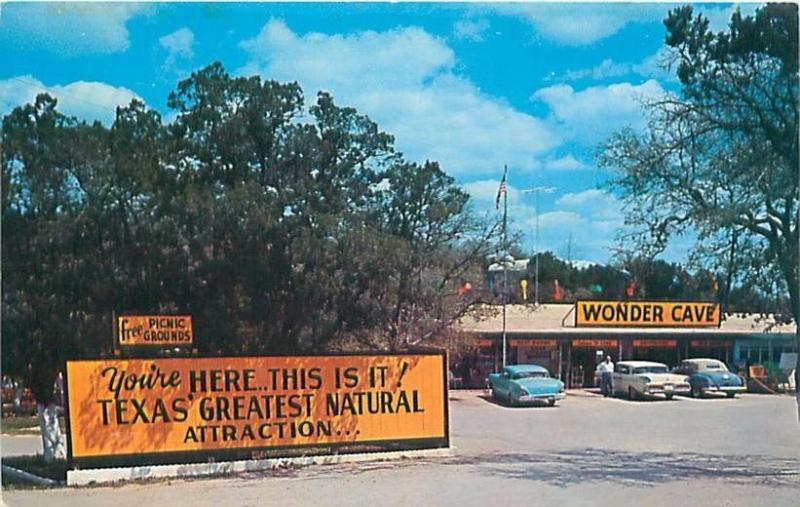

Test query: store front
[569,339,617,388]
[455,302,796,389]
[689,339,732,363]
[630,339,680,367]
[511,339,560,377]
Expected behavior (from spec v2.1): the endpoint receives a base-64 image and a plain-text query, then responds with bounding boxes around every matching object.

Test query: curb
[67,446,455,487]
[1,464,63,487]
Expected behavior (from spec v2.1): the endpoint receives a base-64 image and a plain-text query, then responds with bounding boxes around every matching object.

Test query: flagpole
[502,165,508,369]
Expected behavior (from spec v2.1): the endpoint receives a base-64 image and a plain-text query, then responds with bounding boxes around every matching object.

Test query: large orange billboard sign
[575,301,720,328]
[65,353,448,467]
[117,315,193,346]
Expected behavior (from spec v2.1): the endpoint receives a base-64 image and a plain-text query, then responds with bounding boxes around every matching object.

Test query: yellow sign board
[65,354,447,467]
[575,301,720,328]
[117,315,193,346]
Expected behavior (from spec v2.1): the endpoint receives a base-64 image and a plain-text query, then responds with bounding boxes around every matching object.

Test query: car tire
[726,392,736,399]
[507,392,515,407]
[691,385,702,399]
[548,399,556,407]
[628,386,637,401]
[665,393,674,400]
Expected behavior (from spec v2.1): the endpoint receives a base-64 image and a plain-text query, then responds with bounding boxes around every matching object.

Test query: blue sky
[0,2,760,265]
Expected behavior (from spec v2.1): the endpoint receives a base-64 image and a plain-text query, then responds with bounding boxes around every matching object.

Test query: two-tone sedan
[612,361,691,400]
[488,364,565,407]
[673,358,747,398]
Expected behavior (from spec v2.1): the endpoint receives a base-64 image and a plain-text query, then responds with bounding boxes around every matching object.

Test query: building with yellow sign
[455,303,796,388]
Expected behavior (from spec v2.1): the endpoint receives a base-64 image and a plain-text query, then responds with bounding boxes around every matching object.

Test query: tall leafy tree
[599,5,799,401]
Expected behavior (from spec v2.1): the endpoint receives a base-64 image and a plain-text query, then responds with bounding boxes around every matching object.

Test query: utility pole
[522,186,555,307]
[501,166,509,369]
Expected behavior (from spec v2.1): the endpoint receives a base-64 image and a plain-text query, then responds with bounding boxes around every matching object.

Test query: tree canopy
[599,4,798,380]
[1,63,498,402]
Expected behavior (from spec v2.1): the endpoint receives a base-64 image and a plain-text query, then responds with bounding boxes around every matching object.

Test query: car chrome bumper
[519,392,566,402]
[643,386,691,396]
[702,385,746,393]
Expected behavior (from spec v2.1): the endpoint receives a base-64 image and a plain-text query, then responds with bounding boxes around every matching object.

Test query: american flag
[495,170,507,209]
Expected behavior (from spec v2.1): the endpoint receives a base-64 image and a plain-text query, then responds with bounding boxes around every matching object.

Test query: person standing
[596,355,615,397]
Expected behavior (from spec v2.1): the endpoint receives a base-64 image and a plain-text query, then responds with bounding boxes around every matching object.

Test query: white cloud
[494,4,666,45]
[462,179,521,206]
[0,75,141,124]
[543,155,587,171]
[160,27,194,67]
[0,3,151,55]
[494,3,762,46]
[702,3,761,32]
[559,58,632,81]
[556,189,623,222]
[453,19,490,41]
[553,46,681,84]
[535,210,588,233]
[239,19,560,177]
[532,80,666,146]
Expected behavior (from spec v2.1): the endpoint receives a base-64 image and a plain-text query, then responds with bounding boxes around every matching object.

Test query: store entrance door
[570,341,617,387]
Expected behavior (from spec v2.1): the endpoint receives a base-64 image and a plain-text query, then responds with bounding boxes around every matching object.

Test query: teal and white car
[488,364,566,406]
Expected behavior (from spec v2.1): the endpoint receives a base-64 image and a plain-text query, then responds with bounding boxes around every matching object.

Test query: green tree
[599,5,798,399]
[2,63,498,460]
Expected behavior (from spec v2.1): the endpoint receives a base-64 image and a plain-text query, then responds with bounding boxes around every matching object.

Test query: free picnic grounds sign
[575,300,721,328]
[116,315,193,347]
[65,353,448,468]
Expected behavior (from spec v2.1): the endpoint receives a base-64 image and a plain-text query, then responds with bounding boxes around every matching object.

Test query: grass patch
[1,416,65,435]
[2,455,67,488]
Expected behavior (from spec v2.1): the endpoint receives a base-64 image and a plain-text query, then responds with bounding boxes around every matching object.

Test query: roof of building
[456,304,797,336]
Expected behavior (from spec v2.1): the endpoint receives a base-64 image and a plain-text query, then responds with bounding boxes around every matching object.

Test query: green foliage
[517,251,743,304]
[599,5,798,328]
[1,63,498,401]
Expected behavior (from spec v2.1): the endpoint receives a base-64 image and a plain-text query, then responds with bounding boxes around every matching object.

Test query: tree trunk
[795,327,799,424]
[37,403,66,462]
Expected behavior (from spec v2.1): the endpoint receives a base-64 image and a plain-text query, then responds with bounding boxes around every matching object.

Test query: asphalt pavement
[3,392,799,506]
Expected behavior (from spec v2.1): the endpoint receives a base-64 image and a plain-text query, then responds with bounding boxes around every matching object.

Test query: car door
[612,364,628,393]
[495,368,512,397]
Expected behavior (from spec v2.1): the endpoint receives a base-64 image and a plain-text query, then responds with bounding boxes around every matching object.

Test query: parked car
[672,358,747,398]
[612,361,690,400]
[488,364,565,406]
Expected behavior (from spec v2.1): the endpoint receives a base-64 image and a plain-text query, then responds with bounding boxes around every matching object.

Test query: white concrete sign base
[67,447,453,486]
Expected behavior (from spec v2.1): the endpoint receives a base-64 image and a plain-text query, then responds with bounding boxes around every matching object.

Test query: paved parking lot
[3,392,799,506]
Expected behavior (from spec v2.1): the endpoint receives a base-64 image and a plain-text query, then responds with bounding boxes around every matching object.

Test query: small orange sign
[509,339,557,348]
[632,339,677,348]
[691,340,731,348]
[65,354,447,467]
[572,339,617,348]
[117,315,193,346]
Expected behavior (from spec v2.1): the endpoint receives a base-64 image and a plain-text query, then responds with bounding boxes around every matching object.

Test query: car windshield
[697,362,727,372]
[513,371,547,379]
[633,366,668,374]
